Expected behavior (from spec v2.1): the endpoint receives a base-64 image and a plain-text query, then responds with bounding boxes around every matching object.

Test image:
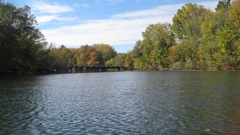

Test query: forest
[0,0,239,74]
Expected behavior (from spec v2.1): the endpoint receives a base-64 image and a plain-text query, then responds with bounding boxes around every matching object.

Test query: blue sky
[10,0,218,53]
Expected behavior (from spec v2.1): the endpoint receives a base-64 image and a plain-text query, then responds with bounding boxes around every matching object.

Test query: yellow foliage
[229,0,240,28]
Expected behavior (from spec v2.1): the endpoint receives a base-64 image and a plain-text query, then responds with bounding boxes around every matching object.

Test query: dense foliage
[1,0,239,74]
[0,2,47,73]
[47,44,117,73]
[112,0,240,71]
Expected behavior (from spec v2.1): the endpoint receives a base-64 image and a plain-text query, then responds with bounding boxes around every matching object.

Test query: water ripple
[0,72,240,134]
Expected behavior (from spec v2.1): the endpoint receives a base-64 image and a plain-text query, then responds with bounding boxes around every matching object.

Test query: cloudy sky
[12,0,218,53]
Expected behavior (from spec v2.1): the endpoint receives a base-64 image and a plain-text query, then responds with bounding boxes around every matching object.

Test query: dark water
[0,72,240,134]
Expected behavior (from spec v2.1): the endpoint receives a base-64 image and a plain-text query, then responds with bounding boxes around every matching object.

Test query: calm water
[0,71,240,134]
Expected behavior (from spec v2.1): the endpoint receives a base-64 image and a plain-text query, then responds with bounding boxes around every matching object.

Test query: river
[0,71,240,134]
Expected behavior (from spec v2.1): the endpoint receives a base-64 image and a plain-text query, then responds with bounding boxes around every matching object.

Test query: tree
[94,44,117,65]
[133,57,146,70]
[228,0,240,29]
[199,0,240,70]
[128,40,143,70]
[172,3,209,39]
[106,53,126,66]
[216,0,231,11]
[131,40,142,59]
[0,2,46,73]
[124,53,134,70]
[218,0,240,70]
[171,3,210,69]
[142,23,175,69]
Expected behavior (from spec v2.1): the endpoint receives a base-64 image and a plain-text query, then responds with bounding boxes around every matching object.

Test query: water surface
[0,72,240,134]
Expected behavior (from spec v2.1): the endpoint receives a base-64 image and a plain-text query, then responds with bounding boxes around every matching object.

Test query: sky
[9,0,218,53]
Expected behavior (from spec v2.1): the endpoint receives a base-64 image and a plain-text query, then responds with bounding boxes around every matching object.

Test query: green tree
[133,57,146,70]
[217,0,240,70]
[0,2,46,73]
[106,53,126,66]
[216,0,231,11]
[172,3,210,69]
[131,40,142,59]
[142,23,175,69]
[129,40,143,70]
[199,0,239,70]
[229,0,240,28]
[94,44,117,65]
[124,53,134,70]
[172,3,209,39]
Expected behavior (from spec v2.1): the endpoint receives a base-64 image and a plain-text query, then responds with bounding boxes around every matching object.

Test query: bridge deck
[70,65,126,73]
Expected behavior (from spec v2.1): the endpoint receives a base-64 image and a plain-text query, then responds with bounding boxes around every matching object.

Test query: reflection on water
[0,72,240,134]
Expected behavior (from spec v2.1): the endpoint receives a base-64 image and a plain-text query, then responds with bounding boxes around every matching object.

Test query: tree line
[0,0,239,74]
[45,44,117,73]
[119,0,239,71]
[0,1,117,73]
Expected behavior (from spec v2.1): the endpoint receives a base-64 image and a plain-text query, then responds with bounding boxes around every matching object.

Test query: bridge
[69,65,126,73]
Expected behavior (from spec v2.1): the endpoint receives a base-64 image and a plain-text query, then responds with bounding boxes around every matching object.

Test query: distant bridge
[69,65,126,73]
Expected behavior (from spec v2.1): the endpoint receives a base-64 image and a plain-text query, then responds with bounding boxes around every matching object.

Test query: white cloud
[32,1,73,14]
[198,1,218,11]
[36,15,77,24]
[112,4,181,19]
[37,15,56,24]
[31,1,76,24]
[41,1,218,50]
